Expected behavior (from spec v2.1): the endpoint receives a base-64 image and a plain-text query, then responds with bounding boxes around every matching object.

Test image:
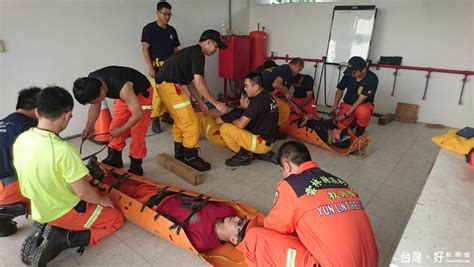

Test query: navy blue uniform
[0,113,37,179]
[141,22,180,61]
[337,70,378,104]
[261,65,293,93]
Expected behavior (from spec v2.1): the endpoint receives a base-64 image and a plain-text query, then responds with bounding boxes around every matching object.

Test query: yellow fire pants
[149,77,168,118]
[157,82,199,148]
[195,113,226,147]
[220,123,274,154]
[273,96,290,126]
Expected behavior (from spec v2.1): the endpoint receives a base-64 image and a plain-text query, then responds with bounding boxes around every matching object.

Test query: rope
[80,132,110,161]
[349,135,370,159]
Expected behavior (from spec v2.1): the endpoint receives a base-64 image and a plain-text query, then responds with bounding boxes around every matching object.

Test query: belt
[1,175,18,186]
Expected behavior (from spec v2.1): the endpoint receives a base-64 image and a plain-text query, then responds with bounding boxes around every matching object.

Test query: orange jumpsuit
[243,161,378,267]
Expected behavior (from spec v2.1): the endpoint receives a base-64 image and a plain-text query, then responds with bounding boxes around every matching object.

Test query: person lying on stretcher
[298,114,352,149]
[105,178,251,252]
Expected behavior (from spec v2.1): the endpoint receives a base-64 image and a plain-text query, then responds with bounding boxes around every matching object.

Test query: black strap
[169,195,211,235]
[140,186,177,212]
[107,171,130,193]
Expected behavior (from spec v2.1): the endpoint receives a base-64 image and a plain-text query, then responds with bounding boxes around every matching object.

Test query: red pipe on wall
[269,56,474,76]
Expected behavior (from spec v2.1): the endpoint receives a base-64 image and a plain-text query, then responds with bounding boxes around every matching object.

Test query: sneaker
[225,149,251,167]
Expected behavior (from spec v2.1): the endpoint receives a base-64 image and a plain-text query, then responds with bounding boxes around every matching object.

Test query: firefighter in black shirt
[220,72,279,166]
[155,29,228,171]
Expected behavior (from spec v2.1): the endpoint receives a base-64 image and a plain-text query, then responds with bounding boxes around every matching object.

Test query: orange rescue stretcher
[89,161,263,267]
[280,114,370,156]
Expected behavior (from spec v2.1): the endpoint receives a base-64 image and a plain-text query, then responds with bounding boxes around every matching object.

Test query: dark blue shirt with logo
[141,22,180,61]
[261,64,293,92]
[0,113,37,178]
[336,70,378,105]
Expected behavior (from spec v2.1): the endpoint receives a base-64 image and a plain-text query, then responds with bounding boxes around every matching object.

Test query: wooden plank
[157,153,203,186]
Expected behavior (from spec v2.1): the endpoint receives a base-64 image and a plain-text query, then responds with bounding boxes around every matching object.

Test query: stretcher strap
[169,195,210,235]
[140,186,176,212]
[107,171,130,193]
[172,100,191,109]
[349,135,370,159]
[286,248,297,267]
[84,205,103,229]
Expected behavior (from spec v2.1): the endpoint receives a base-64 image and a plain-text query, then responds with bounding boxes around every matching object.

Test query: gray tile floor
[0,117,446,267]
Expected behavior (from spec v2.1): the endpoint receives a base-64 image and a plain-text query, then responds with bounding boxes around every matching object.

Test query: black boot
[254,151,279,165]
[21,222,50,265]
[225,148,251,167]
[102,147,123,168]
[0,202,28,217]
[151,117,162,133]
[355,125,366,137]
[161,112,174,125]
[128,156,143,176]
[174,142,184,161]
[183,147,211,171]
[32,226,90,267]
[0,213,17,237]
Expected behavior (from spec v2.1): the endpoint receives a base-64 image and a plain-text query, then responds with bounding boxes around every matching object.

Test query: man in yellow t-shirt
[13,87,124,266]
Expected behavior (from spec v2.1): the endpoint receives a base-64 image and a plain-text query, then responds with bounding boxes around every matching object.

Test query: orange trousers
[0,180,30,207]
[243,227,319,267]
[50,202,124,246]
[337,102,374,128]
[108,87,153,159]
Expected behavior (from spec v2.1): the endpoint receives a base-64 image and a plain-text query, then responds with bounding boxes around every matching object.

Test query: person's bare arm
[110,82,143,137]
[331,89,344,112]
[193,74,228,113]
[187,81,209,114]
[142,42,155,78]
[70,176,114,207]
[82,103,101,139]
[232,115,251,129]
[272,77,291,98]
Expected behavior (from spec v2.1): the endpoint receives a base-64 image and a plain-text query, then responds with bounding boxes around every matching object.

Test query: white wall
[0,0,250,136]
[249,0,473,128]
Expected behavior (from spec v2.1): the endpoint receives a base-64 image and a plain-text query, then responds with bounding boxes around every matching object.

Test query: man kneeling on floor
[13,87,124,266]
[220,72,280,166]
[242,141,378,266]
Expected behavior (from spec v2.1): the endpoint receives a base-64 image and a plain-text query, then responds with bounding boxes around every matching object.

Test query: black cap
[344,56,367,75]
[199,29,228,49]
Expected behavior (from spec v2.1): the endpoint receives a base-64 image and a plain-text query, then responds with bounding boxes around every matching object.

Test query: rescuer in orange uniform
[242,140,378,267]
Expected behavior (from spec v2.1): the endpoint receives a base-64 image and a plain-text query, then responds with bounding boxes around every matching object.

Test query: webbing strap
[141,105,153,110]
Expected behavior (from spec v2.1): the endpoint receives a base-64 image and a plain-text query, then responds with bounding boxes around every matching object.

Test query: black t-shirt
[141,22,180,61]
[243,91,279,140]
[220,108,245,123]
[156,45,205,85]
[292,74,314,98]
[88,66,151,99]
[336,70,378,105]
[0,112,37,178]
[261,64,293,92]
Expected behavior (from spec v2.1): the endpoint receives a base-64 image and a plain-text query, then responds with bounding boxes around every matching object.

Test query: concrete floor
[0,117,446,267]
